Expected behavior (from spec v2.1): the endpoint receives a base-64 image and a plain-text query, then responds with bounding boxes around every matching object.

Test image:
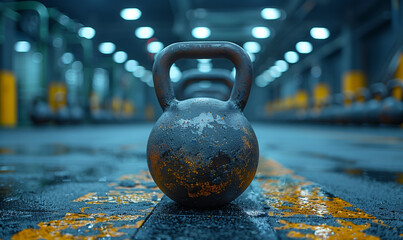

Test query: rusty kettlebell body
[147,42,259,208]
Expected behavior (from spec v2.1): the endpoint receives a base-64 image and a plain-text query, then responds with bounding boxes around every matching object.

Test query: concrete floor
[0,123,402,239]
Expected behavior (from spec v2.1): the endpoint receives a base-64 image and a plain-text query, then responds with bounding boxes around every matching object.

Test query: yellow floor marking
[73,171,163,205]
[275,220,380,240]
[12,170,160,239]
[11,212,145,240]
[258,158,384,239]
[396,173,403,185]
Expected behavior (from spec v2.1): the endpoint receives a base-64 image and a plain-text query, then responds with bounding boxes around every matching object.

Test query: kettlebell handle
[152,41,253,111]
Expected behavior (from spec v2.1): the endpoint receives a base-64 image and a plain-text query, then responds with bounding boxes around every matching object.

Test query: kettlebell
[380,79,403,125]
[29,97,52,125]
[147,42,259,208]
[350,88,370,125]
[364,83,387,125]
[176,69,234,101]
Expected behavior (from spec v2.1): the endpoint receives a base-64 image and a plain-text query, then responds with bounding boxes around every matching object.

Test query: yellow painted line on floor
[257,158,388,239]
[12,170,161,239]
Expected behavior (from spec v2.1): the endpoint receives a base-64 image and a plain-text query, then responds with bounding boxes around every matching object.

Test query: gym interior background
[0,0,403,239]
[0,0,402,125]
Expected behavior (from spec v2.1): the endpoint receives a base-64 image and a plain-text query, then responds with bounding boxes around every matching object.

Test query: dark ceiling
[14,0,386,77]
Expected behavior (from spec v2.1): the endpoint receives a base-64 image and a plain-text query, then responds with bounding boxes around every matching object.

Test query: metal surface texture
[147,41,259,208]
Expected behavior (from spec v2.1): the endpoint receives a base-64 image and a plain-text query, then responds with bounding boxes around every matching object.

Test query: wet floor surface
[0,124,402,239]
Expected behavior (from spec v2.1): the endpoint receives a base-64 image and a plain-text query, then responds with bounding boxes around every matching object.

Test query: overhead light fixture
[135,27,154,39]
[61,52,74,64]
[78,27,96,39]
[125,60,138,72]
[310,27,330,40]
[147,41,164,54]
[275,60,288,72]
[284,51,299,64]
[269,66,282,78]
[14,41,31,52]
[99,42,116,54]
[120,8,142,20]
[243,41,261,53]
[170,65,182,82]
[198,62,212,72]
[113,51,127,63]
[192,27,211,39]
[260,8,281,20]
[251,26,270,39]
[256,75,272,88]
[296,41,313,54]
[133,66,146,78]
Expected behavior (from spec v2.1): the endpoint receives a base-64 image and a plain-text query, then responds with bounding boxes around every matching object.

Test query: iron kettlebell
[380,79,403,125]
[364,83,386,125]
[147,41,259,208]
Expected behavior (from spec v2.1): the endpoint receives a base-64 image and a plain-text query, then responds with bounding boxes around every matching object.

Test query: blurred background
[0,0,402,127]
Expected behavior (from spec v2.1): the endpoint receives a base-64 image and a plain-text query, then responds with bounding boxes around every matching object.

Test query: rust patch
[275,219,380,240]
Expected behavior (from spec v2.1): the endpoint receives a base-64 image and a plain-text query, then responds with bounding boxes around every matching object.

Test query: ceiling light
[170,65,182,82]
[261,8,281,20]
[125,60,138,72]
[61,52,74,64]
[284,51,299,64]
[310,27,330,40]
[192,27,211,39]
[133,66,146,78]
[14,41,31,52]
[243,41,261,53]
[296,41,313,54]
[99,42,116,54]
[251,26,270,39]
[113,51,127,63]
[256,75,271,88]
[275,60,288,72]
[78,27,96,39]
[120,8,141,20]
[135,27,154,39]
[147,41,164,54]
[269,66,282,78]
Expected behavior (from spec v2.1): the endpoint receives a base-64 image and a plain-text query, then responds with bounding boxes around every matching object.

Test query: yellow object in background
[48,82,67,112]
[342,71,366,96]
[122,100,135,117]
[0,70,17,127]
[294,90,308,110]
[392,86,403,101]
[395,53,403,80]
[313,83,330,109]
[111,97,122,116]
[89,92,100,113]
[145,104,155,121]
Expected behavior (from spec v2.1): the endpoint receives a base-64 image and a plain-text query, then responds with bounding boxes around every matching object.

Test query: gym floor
[0,123,402,239]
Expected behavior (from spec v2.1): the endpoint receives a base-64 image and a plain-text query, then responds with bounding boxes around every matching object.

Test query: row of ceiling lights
[13,7,330,88]
[255,27,330,87]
